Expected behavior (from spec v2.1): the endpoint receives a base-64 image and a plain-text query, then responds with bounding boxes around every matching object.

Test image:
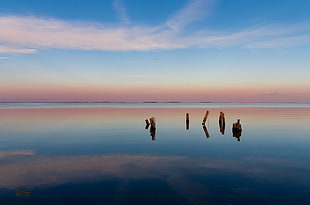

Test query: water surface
[0,103,309,204]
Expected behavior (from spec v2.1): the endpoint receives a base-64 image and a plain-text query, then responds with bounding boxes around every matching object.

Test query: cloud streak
[245,34,310,49]
[113,0,130,25]
[166,0,215,32]
[0,16,181,53]
[0,44,36,54]
[0,14,310,54]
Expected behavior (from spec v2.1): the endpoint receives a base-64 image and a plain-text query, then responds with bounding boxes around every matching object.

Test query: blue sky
[0,0,310,102]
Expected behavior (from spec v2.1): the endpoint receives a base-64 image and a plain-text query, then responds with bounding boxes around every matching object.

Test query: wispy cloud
[166,0,216,32]
[0,56,9,59]
[0,44,36,54]
[190,24,310,48]
[0,15,182,54]
[113,0,130,25]
[0,14,310,54]
[245,34,310,49]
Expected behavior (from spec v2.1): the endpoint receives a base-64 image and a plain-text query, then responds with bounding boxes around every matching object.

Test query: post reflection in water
[202,125,211,138]
[232,119,242,141]
[150,126,156,141]
[219,111,225,135]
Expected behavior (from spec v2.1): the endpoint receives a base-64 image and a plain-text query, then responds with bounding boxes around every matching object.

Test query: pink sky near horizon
[1,84,309,103]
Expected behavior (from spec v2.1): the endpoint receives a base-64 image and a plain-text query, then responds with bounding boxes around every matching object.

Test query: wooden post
[149,117,156,129]
[202,111,209,125]
[219,111,225,135]
[186,113,189,130]
[145,119,150,129]
[145,119,150,125]
[232,119,242,141]
[149,117,156,140]
[232,119,242,131]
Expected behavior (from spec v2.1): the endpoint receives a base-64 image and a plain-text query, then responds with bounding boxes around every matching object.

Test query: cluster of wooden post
[144,112,242,141]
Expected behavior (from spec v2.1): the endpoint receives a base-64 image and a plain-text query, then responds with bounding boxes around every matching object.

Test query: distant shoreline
[0,102,308,104]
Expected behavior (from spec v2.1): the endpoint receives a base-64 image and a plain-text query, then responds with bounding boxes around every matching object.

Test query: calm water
[0,103,310,205]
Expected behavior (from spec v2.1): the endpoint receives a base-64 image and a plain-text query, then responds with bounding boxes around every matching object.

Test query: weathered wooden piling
[186,113,189,130]
[145,119,150,129]
[145,119,150,125]
[219,111,225,135]
[202,111,209,125]
[219,112,225,122]
[149,117,156,129]
[149,117,156,140]
[232,119,242,141]
[232,119,242,131]
[145,119,150,130]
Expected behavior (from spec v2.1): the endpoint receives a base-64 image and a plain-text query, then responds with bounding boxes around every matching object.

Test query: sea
[0,103,309,205]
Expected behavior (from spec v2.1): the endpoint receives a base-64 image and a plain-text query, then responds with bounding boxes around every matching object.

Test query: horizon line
[0,101,309,104]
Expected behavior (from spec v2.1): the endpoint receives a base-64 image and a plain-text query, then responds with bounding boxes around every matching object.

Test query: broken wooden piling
[232,119,242,141]
[186,113,189,130]
[149,117,156,129]
[145,119,150,129]
[149,117,156,140]
[232,119,242,131]
[202,111,209,125]
[219,111,225,135]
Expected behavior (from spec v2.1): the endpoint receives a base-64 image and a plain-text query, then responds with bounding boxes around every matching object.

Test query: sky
[0,0,310,103]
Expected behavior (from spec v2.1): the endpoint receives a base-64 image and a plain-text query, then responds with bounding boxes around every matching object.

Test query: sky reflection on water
[0,103,310,204]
